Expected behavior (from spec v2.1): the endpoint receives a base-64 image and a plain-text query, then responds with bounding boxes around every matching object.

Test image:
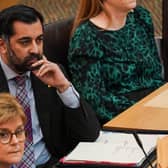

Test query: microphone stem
[133,133,154,168]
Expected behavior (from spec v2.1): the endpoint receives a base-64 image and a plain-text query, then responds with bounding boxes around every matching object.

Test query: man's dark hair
[0,4,44,38]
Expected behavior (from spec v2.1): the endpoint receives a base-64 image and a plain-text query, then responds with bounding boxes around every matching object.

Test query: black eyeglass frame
[0,127,26,144]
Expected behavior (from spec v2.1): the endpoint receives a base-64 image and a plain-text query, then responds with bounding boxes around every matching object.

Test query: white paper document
[65,142,145,165]
[63,131,165,166]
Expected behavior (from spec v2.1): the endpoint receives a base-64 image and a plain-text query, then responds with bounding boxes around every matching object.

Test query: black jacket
[0,65,100,159]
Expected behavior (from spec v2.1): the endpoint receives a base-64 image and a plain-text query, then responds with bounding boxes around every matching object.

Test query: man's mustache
[23,54,43,71]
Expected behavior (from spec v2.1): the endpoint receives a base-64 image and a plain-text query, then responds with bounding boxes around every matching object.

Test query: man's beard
[7,47,42,74]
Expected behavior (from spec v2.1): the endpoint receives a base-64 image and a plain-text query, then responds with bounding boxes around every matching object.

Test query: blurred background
[0,0,162,36]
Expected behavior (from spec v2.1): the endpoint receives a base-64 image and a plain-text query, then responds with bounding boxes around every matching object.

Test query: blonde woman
[68,0,165,125]
[0,93,26,168]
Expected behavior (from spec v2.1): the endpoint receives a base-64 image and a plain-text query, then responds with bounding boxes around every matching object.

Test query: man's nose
[29,41,40,54]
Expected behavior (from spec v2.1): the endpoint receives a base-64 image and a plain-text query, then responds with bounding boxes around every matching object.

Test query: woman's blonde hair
[0,93,26,125]
[72,0,106,35]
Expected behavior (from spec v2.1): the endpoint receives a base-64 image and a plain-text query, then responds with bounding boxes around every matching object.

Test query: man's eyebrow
[17,37,32,41]
[17,34,43,41]
[37,34,44,39]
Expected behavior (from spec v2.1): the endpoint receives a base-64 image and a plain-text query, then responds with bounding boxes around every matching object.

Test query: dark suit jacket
[0,65,100,160]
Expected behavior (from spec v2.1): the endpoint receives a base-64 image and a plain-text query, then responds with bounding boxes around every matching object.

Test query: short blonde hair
[0,93,26,125]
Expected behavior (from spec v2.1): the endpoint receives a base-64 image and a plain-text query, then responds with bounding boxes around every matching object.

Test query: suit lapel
[30,73,52,139]
[0,65,10,92]
[0,65,52,141]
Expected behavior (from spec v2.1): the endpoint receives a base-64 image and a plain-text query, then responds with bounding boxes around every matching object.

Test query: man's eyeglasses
[0,127,26,144]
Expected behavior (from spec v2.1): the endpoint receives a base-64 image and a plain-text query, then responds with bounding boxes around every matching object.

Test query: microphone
[133,133,154,168]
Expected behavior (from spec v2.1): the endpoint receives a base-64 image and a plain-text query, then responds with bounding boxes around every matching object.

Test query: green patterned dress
[68,6,165,124]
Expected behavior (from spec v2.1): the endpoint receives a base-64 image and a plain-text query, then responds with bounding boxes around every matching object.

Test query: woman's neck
[90,6,130,30]
[93,12,127,30]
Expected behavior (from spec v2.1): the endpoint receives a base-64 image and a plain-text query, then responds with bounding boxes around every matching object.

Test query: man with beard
[0,4,100,168]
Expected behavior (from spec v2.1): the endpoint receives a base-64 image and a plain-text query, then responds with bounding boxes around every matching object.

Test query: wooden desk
[103,83,168,133]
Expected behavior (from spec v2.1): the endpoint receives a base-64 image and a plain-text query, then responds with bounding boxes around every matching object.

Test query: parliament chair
[43,17,74,77]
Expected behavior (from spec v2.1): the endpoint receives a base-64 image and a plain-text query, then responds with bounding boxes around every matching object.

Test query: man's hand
[31,57,71,93]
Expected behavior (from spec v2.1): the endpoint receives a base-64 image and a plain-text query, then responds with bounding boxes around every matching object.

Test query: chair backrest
[43,17,74,76]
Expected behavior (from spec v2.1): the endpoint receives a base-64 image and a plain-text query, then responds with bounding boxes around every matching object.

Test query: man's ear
[0,38,7,54]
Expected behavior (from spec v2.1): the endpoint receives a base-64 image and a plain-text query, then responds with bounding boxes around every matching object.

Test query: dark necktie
[13,75,35,168]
